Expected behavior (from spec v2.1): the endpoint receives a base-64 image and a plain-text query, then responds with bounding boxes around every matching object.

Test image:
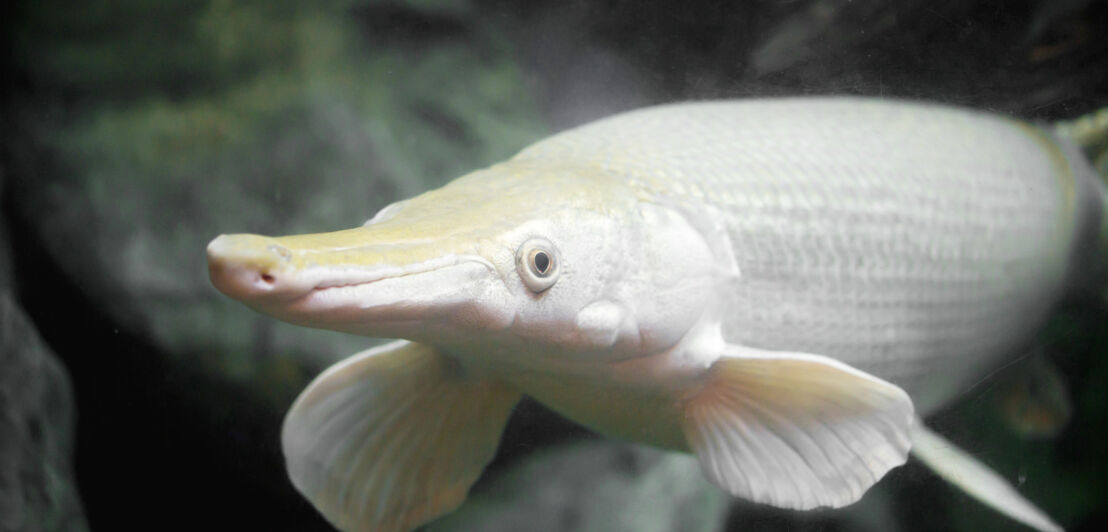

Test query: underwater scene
[2,1,1108,531]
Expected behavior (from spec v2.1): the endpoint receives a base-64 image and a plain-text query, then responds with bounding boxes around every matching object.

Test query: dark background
[2,1,1107,531]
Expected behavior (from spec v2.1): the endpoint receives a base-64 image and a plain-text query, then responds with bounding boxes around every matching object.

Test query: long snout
[207,233,315,303]
[205,225,506,337]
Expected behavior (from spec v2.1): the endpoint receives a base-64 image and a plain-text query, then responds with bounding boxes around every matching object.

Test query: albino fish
[207,97,1106,532]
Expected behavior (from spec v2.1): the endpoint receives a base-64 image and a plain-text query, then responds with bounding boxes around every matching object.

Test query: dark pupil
[533,252,550,274]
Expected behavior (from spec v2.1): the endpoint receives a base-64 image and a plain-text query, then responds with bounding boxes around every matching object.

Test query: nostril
[260,273,276,285]
[268,245,292,261]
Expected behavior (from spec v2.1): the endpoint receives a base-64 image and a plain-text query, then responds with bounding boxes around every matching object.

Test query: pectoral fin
[681,345,915,510]
[281,340,521,532]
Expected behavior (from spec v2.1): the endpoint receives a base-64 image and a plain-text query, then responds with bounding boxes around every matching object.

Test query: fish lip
[304,254,493,291]
[285,255,498,311]
[209,231,502,320]
[270,259,504,335]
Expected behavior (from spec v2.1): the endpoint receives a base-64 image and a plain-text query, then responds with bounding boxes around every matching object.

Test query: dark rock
[0,169,88,531]
[0,291,88,531]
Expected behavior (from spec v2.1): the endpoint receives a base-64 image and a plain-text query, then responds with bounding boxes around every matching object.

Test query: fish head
[207,161,720,359]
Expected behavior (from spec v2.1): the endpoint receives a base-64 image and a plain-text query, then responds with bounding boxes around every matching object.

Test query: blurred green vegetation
[3,1,1107,531]
[11,0,547,402]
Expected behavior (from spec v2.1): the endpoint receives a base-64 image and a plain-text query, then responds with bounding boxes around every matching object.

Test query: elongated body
[207,98,1104,532]
[515,99,1102,415]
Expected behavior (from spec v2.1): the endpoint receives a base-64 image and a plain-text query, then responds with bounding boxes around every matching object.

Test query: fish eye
[517,238,559,293]
[530,250,552,275]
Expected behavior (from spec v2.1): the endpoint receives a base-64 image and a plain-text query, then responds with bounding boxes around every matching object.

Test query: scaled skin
[208,98,1095,532]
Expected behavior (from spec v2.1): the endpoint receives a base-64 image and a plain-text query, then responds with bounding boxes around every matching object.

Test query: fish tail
[1053,107,1108,292]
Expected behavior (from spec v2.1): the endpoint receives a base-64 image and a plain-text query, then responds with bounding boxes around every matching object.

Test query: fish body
[207,97,1103,532]
[511,99,1102,415]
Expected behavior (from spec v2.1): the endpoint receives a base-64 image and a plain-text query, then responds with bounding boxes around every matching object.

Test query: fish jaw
[206,229,513,338]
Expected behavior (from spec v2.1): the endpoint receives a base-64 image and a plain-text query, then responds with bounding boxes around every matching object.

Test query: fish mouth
[207,232,500,330]
[287,260,497,318]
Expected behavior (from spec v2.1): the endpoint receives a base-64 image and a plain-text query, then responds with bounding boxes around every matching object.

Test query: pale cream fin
[910,423,1063,532]
[281,340,521,532]
[682,345,915,510]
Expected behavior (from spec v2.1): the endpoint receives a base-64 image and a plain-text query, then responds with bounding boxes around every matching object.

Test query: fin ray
[682,345,915,509]
[282,340,520,532]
